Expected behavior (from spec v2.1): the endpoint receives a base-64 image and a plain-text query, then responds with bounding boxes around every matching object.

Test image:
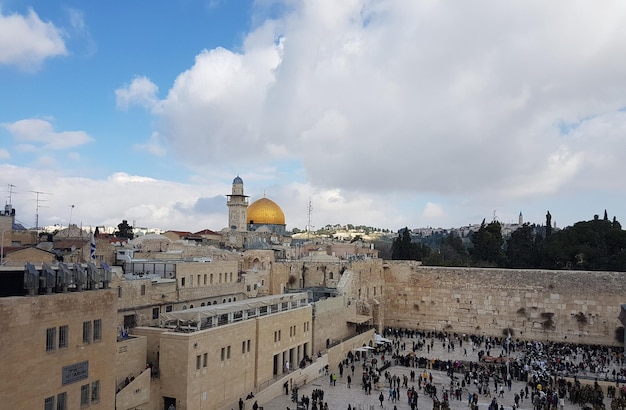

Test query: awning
[347,314,372,324]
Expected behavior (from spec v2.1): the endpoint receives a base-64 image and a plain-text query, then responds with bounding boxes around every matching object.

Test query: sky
[2,1,626,233]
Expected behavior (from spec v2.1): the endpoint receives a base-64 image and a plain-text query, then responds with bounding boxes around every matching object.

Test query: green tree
[470,219,505,266]
[115,219,134,239]
[506,223,537,268]
[391,227,431,260]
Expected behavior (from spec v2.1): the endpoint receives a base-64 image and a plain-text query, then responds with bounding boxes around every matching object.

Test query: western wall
[271,257,626,346]
[383,262,626,346]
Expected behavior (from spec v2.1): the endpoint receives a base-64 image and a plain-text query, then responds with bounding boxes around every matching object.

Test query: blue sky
[2,1,626,232]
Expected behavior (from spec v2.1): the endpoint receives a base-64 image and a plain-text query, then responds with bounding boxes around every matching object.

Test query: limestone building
[0,263,116,410]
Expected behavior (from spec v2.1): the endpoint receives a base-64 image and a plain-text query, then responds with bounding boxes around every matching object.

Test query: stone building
[0,264,116,410]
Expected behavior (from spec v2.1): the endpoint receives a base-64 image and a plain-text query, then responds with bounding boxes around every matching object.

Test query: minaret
[518,211,523,225]
[226,176,249,231]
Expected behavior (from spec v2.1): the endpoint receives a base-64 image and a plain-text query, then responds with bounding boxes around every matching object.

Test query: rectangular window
[83,321,91,343]
[196,355,201,370]
[81,384,90,406]
[247,339,251,352]
[56,392,67,410]
[166,305,173,312]
[140,284,146,295]
[118,287,122,298]
[181,277,185,287]
[210,274,213,284]
[279,330,281,341]
[242,341,246,354]
[203,353,208,367]
[152,307,159,319]
[91,380,100,402]
[230,272,233,282]
[219,273,222,283]
[197,275,200,286]
[46,327,56,352]
[44,396,54,410]
[221,347,225,361]
[274,331,277,342]
[204,274,207,285]
[59,325,68,349]
[227,345,231,359]
[93,319,102,342]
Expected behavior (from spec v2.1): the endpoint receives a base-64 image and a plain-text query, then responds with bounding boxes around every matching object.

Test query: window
[197,275,200,286]
[230,272,233,282]
[152,307,159,319]
[140,284,146,295]
[221,347,225,361]
[46,327,56,352]
[181,277,185,287]
[203,353,208,367]
[196,355,201,370]
[83,321,92,343]
[123,314,136,329]
[165,305,173,312]
[242,341,246,353]
[59,325,68,349]
[118,287,122,298]
[247,339,251,352]
[56,392,67,410]
[204,274,207,285]
[44,396,54,410]
[81,384,90,406]
[210,274,213,284]
[91,380,100,402]
[219,273,222,283]
[93,319,102,342]
[227,345,231,359]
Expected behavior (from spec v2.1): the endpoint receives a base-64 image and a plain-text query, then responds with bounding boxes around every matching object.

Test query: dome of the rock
[246,197,285,225]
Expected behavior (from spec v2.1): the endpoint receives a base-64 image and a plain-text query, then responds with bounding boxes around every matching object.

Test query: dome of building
[246,197,285,225]
[233,176,243,184]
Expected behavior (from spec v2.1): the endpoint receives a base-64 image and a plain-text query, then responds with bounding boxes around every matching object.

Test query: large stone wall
[383,263,626,345]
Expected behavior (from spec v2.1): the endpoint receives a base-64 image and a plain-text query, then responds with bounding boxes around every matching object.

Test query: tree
[470,219,505,266]
[506,223,537,268]
[391,227,431,260]
[115,220,134,239]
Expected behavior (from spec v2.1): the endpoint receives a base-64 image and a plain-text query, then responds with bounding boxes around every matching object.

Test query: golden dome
[247,197,285,225]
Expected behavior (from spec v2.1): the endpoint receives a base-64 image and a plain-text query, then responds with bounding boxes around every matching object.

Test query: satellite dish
[71,245,76,252]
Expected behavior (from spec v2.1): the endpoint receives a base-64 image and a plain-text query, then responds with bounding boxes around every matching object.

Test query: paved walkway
[262,334,620,410]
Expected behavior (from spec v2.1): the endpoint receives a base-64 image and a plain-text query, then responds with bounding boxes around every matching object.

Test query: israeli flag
[90,232,96,260]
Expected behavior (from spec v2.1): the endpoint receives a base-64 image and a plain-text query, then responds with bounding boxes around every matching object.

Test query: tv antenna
[306,200,314,239]
[30,190,52,230]
[6,184,17,205]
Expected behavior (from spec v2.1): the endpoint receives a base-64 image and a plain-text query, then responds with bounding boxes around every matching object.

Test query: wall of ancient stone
[383,263,626,346]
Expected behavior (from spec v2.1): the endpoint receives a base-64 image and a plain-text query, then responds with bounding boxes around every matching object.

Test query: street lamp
[68,205,75,237]
[0,230,7,266]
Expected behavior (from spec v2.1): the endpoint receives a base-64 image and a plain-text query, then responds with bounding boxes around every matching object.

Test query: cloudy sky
[2,1,626,233]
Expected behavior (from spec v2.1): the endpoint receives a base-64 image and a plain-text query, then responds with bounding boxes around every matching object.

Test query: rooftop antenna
[6,184,16,205]
[30,190,52,231]
[306,200,313,239]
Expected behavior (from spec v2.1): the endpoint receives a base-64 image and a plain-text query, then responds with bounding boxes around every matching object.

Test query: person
[168,404,175,410]
[246,392,254,400]
[252,400,258,410]
[284,381,289,395]
[347,374,352,388]
[379,392,385,407]
[286,361,290,372]
[239,397,244,410]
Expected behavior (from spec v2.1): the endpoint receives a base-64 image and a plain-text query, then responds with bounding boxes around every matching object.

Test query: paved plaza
[261,333,622,410]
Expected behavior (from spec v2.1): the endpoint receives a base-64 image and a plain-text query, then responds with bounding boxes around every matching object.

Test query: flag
[90,232,96,260]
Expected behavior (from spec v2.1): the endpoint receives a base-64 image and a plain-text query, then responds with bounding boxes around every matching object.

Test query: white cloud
[147,0,626,221]
[0,148,9,159]
[422,203,445,220]
[115,76,159,110]
[0,8,67,70]
[3,119,93,150]
[133,132,167,157]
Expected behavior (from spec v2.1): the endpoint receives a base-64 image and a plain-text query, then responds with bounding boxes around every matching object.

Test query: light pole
[68,205,75,237]
[0,230,7,266]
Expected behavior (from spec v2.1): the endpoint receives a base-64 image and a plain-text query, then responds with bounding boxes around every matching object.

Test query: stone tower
[519,211,523,225]
[227,176,249,231]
